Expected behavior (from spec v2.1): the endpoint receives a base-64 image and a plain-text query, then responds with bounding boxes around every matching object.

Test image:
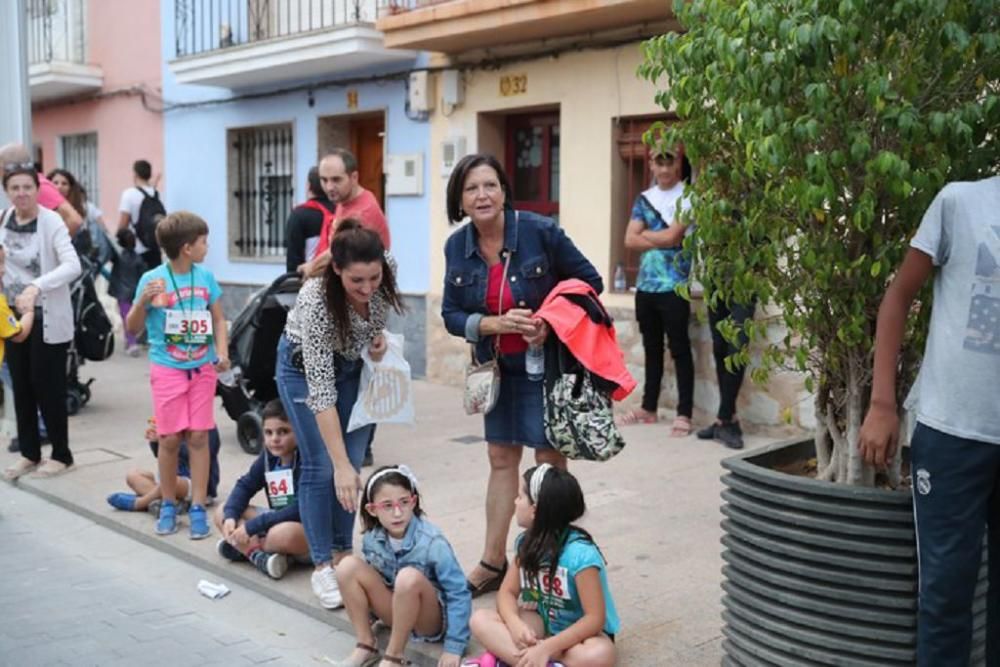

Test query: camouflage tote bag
[544,365,626,462]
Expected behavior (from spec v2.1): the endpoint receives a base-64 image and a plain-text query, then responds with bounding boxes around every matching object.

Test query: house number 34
[500,74,527,97]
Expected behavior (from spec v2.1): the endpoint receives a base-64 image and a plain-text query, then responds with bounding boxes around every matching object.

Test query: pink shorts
[150,362,217,436]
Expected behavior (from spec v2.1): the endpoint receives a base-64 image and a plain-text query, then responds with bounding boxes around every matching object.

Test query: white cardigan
[0,206,82,344]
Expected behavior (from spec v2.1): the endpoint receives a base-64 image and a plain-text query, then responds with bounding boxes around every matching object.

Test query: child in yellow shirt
[0,245,34,363]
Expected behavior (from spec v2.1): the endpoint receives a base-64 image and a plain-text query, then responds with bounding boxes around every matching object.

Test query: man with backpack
[117,160,166,271]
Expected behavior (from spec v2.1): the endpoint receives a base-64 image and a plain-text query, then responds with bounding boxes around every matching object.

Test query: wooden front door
[350,115,385,211]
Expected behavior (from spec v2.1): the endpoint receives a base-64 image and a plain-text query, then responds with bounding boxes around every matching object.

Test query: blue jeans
[911,423,1000,666]
[275,334,373,563]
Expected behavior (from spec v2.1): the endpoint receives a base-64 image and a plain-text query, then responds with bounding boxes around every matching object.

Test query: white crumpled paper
[197,579,231,599]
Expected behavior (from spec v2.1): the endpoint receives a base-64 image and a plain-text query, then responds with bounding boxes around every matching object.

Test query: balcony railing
[27,0,86,65]
[377,0,454,15]
[175,0,379,57]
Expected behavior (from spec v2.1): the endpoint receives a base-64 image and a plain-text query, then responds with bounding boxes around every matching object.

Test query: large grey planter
[720,438,988,666]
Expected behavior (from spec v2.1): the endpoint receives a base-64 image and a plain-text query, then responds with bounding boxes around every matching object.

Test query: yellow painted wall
[423,41,810,431]
[427,42,664,307]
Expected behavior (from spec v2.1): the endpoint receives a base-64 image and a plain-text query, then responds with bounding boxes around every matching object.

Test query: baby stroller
[217,272,301,454]
[67,255,115,415]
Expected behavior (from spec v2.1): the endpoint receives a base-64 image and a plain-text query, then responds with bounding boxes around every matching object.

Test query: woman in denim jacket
[441,154,602,598]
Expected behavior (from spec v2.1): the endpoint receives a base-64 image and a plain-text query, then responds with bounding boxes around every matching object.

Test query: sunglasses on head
[652,154,677,166]
[3,162,35,173]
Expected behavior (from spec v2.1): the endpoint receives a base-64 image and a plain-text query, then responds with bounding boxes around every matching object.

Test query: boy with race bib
[126,211,229,539]
[214,399,308,579]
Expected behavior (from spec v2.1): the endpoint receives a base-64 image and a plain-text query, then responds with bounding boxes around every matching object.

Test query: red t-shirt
[486,262,528,355]
[313,189,391,258]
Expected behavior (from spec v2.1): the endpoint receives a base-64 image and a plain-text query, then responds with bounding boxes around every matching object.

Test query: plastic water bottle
[217,366,238,388]
[526,344,545,382]
[613,262,626,292]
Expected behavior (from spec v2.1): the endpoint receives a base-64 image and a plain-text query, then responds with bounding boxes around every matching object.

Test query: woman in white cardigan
[1,163,81,479]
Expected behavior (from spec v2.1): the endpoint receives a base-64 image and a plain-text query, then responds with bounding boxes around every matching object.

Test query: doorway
[317,112,385,211]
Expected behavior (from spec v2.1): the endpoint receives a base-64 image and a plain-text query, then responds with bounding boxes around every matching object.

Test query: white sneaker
[310,565,343,609]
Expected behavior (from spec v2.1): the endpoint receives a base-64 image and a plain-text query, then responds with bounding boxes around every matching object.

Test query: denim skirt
[484,353,549,448]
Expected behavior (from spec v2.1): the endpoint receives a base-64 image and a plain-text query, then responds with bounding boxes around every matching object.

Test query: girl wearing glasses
[332,465,471,667]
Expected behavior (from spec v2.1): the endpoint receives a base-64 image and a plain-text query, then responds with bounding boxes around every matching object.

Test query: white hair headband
[365,464,419,499]
[529,463,553,505]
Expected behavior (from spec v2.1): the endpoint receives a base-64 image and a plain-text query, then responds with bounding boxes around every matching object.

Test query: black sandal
[467,559,508,598]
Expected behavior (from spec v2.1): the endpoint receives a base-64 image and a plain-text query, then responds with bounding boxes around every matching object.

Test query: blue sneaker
[155,500,178,535]
[189,504,210,540]
[106,492,137,511]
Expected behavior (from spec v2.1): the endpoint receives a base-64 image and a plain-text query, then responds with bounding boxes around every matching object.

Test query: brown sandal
[467,559,508,599]
[331,642,380,667]
[380,656,411,666]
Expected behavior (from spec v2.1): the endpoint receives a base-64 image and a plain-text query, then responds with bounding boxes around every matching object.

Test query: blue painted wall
[159,1,431,295]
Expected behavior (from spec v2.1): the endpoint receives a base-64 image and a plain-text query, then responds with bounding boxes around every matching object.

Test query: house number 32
[500,74,527,97]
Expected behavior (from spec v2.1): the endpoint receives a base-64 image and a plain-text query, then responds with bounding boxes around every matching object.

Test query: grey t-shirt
[905,176,1000,444]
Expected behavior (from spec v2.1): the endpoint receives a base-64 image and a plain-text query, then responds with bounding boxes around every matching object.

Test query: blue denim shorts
[484,354,549,449]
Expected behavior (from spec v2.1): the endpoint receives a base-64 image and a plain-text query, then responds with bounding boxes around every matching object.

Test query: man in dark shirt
[285,167,335,273]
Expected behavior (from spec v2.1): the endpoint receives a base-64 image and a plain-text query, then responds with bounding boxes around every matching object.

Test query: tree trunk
[814,389,832,472]
[844,360,874,486]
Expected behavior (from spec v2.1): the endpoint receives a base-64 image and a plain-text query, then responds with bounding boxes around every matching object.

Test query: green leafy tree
[640,0,1000,484]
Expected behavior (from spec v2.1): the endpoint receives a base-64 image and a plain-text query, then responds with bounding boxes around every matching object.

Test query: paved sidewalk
[0,482,355,666]
[3,353,786,666]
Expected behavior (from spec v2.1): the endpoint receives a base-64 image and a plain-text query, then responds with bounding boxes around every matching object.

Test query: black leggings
[7,313,72,465]
[635,290,694,417]
[708,300,756,422]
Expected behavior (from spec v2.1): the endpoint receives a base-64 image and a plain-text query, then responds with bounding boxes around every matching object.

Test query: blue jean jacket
[362,515,472,655]
[442,208,603,363]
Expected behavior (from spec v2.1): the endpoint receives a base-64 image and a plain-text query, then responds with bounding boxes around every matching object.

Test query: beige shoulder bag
[463,251,512,415]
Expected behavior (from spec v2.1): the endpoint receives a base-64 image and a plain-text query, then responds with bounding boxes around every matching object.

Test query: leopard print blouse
[284,272,392,414]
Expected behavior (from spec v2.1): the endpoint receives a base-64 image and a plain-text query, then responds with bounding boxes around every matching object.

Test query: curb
[5,477,441,667]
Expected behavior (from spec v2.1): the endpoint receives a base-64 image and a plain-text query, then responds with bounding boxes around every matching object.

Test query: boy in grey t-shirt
[859,176,1000,666]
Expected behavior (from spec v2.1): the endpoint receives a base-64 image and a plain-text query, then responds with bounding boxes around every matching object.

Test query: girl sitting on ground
[332,465,471,667]
[213,399,308,580]
[464,465,619,667]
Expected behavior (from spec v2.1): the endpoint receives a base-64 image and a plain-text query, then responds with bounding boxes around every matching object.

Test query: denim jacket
[362,515,472,655]
[442,208,603,363]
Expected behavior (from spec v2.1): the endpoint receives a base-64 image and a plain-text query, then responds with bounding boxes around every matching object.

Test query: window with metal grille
[59,132,99,205]
[227,123,294,261]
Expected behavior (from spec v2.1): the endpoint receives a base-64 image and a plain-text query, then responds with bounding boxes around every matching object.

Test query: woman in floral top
[276,218,404,610]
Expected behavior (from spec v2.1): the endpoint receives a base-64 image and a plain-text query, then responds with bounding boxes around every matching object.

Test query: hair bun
[334,217,364,235]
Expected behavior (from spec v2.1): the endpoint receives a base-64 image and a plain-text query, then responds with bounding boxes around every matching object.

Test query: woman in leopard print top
[276,219,404,608]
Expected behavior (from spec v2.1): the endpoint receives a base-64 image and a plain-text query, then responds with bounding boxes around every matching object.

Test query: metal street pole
[0,0,31,209]
[0,0,32,148]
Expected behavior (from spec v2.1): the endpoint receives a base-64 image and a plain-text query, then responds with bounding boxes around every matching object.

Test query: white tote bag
[347,331,415,432]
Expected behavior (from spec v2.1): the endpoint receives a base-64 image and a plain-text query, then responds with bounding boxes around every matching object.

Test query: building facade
[160,0,433,374]
[30,0,164,213]
[378,0,810,430]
